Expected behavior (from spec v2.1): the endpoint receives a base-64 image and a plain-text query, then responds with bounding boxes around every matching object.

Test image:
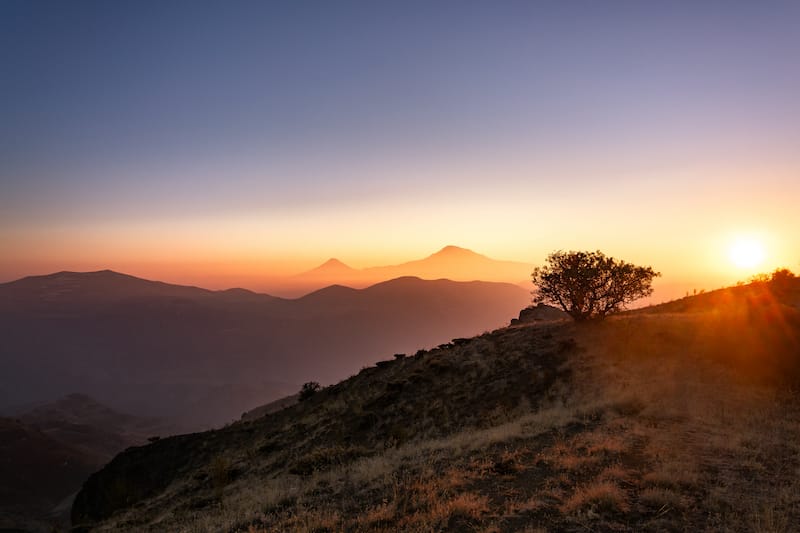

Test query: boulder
[510,303,568,325]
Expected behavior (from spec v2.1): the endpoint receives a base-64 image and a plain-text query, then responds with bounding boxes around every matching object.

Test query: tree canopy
[532,250,660,321]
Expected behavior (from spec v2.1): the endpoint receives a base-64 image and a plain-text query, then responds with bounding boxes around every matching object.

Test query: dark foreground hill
[0,417,96,532]
[0,271,528,428]
[72,279,800,532]
[1,395,167,532]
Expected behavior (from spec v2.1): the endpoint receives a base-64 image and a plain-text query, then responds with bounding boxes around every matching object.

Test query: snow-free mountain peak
[428,245,486,260]
[297,258,359,278]
[319,258,355,270]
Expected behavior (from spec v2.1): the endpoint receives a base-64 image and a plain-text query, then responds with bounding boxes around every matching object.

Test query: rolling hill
[0,270,530,429]
[1,416,97,532]
[18,393,171,464]
[71,277,800,532]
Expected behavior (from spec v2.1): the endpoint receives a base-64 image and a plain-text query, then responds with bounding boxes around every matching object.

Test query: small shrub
[771,268,796,291]
[299,381,321,401]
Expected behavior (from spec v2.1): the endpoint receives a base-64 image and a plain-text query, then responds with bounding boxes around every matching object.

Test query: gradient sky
[2,1,799,296]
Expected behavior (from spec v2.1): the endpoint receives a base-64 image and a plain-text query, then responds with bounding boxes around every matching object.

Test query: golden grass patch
[560,480,629,515]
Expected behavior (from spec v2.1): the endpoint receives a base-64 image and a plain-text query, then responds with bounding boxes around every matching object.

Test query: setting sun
[729,237,766,269]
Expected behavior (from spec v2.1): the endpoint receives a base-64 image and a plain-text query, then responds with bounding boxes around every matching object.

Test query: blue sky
[2,1,799,290]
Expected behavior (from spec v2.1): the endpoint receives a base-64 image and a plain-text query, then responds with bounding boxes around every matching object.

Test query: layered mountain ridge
[282,245,533,297]
[0,270,529,429]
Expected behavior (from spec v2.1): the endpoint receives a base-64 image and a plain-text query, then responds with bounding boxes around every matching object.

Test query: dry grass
[638,486,685,510]
[641,463,699,490]
[89,285,800,532]
[560,480,629,515]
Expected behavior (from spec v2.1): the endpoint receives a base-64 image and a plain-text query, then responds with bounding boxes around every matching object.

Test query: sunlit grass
[92,280,800,532]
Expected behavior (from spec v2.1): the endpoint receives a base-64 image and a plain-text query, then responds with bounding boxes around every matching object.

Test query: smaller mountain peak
[431,245,480,257]
[313,258,357,272]
[321,258,348,268]
[296,258,359,278]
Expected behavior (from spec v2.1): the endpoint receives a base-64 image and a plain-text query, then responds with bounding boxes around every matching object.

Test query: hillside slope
[72,279,800,532]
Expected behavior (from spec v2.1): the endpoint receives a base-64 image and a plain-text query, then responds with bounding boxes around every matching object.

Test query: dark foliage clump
[298,381,321,401]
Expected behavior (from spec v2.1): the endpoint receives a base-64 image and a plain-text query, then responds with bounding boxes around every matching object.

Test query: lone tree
[532,250,660,321]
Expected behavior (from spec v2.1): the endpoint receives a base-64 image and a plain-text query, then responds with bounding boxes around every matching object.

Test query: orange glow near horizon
[3,2,800,309]
[1,167,798,301]
[2,224,796,305]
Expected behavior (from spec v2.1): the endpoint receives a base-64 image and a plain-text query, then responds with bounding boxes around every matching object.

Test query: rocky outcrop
[510,303,568,325]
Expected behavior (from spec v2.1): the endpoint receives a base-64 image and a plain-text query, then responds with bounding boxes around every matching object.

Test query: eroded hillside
[73,280,800,532]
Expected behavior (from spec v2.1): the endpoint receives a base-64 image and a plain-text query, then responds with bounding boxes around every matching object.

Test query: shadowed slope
[72,280,800,532]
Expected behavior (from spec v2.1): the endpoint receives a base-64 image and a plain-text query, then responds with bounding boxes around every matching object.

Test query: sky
[1,1,799,296]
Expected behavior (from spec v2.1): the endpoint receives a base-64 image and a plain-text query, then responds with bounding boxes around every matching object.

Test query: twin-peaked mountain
[277,245,533,296]
[0,267,530,429]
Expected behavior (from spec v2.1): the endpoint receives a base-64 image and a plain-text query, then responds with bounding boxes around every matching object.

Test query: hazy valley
[1,251,529,429]
[0,249,532,531]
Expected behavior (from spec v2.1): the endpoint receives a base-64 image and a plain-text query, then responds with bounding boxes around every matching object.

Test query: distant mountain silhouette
[0,416,96,531]
[275,245,533,297]
[299,258,360,277]
[366,245,531,282]
[0,270,530,429]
